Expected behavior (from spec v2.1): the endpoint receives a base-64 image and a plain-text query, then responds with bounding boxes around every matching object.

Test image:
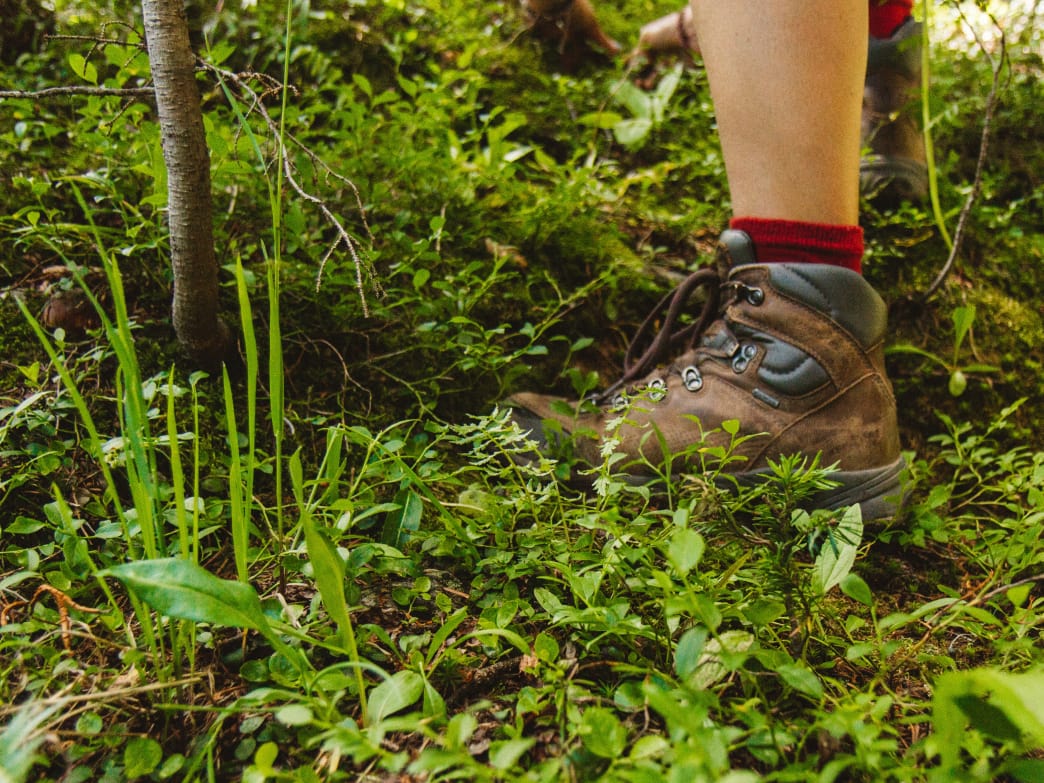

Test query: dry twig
[201,62,382,315]
[925,10,1008,298]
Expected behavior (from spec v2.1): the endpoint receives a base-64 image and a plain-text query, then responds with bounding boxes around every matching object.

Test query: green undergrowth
[0,0,1042,781]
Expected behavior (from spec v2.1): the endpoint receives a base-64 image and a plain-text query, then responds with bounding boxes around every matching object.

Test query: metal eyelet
[682,365,703,392]
[610,393,627,411]
[745,286,765,305]
[645,378,667,401]
[731,342,758,373]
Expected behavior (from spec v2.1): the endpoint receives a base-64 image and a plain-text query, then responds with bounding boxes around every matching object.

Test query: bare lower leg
[689,0,866,225]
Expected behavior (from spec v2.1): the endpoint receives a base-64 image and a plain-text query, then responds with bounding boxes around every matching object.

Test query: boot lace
[596,268,764,404]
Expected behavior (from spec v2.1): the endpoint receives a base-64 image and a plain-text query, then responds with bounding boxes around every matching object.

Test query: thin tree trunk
[141,0,232,368]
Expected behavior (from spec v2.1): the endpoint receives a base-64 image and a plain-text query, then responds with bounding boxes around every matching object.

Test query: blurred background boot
[629,8,929,205]
[861,17,928,204]
[522,0,620,70]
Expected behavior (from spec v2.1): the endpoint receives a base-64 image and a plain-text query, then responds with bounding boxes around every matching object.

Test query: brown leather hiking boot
[861,17,928,203]
[507,230,904,519]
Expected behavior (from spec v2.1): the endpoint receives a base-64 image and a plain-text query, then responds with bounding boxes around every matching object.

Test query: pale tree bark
[141,0,233,368]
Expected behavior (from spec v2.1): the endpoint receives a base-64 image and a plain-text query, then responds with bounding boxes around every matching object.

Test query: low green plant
[0,1,1041,780]
[887,304,999,396]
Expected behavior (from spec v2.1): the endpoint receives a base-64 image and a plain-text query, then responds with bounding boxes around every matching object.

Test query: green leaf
[612,80,652,119]
[275,705,313,727]
[951,305,976,355]
[1005,759,1044,783]
[68,53,98,85]
[426,608,470,665]
[630,734,670,760]
[76,712,103,735]
[352,73,373,98]
[948,370,967,397]
[445,713,477,750]
[577,111,624,129]
[422,677,445,719]
[365,670,423,724]
[650,64,682,122]
[0,704,59,783]
[742,598,786,626]
[104,559,269,631]
[675,626,708,679]
[382,488,423,548]
[776,662,824,699]
[813,506,863,596]
[124,737,162,780]
[667,527,705,577]
[688,630,755,689]
[932,668,1044,773]
[533,631,560,663]
[840,573,873,606]
[845,642,876,661]
[488,738,535,770]
[254,742,278,774]
[613,118,653,148]
[301,512,355,652]
[581,707,628,758]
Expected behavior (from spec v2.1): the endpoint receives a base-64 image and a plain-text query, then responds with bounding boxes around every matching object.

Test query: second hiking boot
[861,17,928,203]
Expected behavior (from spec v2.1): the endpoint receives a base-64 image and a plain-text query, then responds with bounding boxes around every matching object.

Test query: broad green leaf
[445,713,478,750]
[951,305,976,354]
[489,738,535,770]
[577,111,624,129]
[581,707,628,758]
[254,742,278,774]
[365,670,423,724]
[689,630,755,690]
[845,642,876,661]
[667,527,705,577]
[675,626,708,679]
[612,80,652,119]
[948,370,967,397]
[613,118,653,148]
[124,737,162,779]
[352,73,373,98]
[76,713,103,735]
[533,631,560,663]
[275,705,313,727]
[422,677,445,719]
[301,510,355,653]
[841,573,874,606]
[932,668,1044,774]
[813,506,863,596]
[630,734,670,760]
[382,488,423,548]
[104,559,269,630]
[68,53,98,85]
[776,662,824,699]
[742,598,787,626]
[650,65,682,122]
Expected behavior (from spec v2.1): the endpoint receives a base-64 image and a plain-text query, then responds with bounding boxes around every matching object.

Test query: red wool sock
[868,0,913,39]
[729,217,864,274]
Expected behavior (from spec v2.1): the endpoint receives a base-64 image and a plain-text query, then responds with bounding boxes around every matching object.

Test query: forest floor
[0,1,1042,781]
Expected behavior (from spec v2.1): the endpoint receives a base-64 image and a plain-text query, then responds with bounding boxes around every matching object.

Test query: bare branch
[0,86,155,100]
[925,10,1008,298]
[200,62,381,314]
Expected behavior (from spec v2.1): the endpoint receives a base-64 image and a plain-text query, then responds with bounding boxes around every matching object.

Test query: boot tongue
[698,321,740,358]
[716,229,759,273]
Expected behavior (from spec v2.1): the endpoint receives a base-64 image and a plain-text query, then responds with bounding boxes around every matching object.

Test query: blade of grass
[221,367,250,584]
